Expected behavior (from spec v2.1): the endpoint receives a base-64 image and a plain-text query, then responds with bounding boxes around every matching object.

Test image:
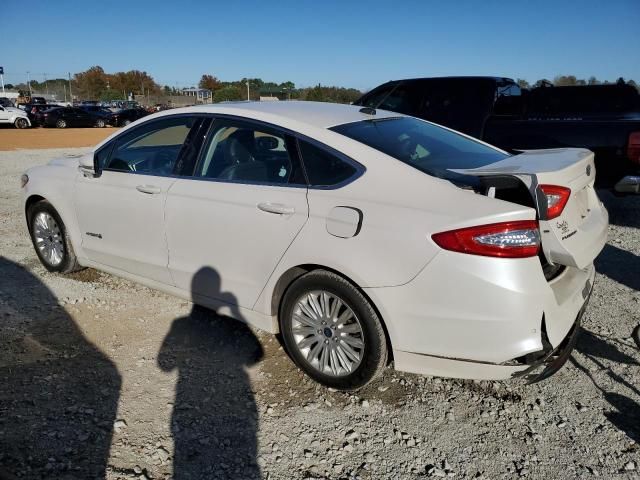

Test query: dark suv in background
[355,77,640,192]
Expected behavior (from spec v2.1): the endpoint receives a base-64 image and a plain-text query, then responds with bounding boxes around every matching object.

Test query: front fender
[23,164,84,261]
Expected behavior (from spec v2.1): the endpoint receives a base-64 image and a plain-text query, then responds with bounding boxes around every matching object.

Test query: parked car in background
[24,103,61,125]
[38,107,105,128]
[78,105,116,127]
[109,107,148,126]
[0,97,16,108]
[0,105,31,128]
[30,97,47,105]
[355,77,640,193]
[21,101,607,389]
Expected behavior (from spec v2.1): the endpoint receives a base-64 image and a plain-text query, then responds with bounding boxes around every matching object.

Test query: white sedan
[21,101,608,390]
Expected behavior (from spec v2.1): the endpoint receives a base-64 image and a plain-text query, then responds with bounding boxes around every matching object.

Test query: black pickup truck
[354,77,640,193]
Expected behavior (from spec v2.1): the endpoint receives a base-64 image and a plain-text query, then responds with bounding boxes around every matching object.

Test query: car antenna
[359,107,376,115]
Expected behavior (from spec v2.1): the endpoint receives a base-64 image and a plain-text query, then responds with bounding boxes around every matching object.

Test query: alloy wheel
[32,212,65,266]
[291,290,365,377]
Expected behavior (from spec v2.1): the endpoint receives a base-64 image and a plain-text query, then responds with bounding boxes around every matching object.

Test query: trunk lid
[451,148,608,269]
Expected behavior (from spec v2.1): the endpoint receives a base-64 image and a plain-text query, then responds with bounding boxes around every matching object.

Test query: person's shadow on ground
[158,267,264,480]
[0,257,121,479]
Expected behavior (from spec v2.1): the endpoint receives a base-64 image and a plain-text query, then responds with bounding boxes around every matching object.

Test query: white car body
[22,101,608,382]
[0,105,31,128]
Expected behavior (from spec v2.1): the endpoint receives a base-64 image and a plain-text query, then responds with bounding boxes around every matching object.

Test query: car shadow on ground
[598,190,640,229]
[572,328,640,443]
[0,257,121,479]
[594,244,640,292]
[158,267,264,480]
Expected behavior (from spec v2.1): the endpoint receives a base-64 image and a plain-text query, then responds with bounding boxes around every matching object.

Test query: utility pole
[0,66,4,94]
[44,73,49,96]
[246,80,250,101]
[68,72,73,103]
[27,71,32,95]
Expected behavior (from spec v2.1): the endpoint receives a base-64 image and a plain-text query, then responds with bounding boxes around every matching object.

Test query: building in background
[181,87,212,104]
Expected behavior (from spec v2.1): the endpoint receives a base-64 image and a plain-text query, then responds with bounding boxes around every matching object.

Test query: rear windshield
[330,117,508,176]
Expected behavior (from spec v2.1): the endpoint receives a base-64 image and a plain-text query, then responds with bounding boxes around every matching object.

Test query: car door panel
[75,172,176,283]
[74,115,202,284]
[165,180,308,308]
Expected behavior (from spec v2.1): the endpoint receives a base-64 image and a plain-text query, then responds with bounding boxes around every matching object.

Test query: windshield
[330,117,509,177]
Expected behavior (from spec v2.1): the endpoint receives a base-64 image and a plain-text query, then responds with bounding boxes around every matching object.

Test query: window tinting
[197,121,303,185]
[298,141,357,187]
[105,116,196,175]
[330,117,508,177]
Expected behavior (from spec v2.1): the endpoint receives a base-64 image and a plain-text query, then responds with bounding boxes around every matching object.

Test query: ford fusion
[21,102,608,390]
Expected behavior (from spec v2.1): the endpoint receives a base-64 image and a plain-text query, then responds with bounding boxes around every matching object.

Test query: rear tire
[279,270,388,390]
[14,118,29,129]
[95,118,105,128]
[55,119,67,129]
[27,200,82,274]
[122,119,132,126]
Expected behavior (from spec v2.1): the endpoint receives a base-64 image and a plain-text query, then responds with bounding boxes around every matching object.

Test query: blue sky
[2,0,638,91]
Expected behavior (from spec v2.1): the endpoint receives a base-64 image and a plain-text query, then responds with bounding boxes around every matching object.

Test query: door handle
[136,185,161,195]
[257,202,295,215]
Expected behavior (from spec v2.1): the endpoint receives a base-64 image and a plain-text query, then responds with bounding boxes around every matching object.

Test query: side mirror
[78,153,97,177]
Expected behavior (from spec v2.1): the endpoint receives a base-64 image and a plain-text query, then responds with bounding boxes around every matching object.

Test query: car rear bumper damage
[365,253,596,381]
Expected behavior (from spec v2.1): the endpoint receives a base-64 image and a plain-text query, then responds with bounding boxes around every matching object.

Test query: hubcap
[33,212,64,266]
[291,290,365,377]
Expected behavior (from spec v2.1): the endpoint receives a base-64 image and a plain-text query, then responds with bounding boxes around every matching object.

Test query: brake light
[432,220,540,258]
[539,184,571,220]
[628,131,640,165]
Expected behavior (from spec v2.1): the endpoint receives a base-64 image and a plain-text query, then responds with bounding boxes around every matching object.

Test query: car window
[377,82,423,115]
[331,117,508,176]
[104,116,197,176]
[298,141,358,187]
[358,84,396,108]
[196,120,304,185]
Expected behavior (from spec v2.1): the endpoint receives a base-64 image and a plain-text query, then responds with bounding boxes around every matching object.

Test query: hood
[48,153,86,168]
[5,107,27,115]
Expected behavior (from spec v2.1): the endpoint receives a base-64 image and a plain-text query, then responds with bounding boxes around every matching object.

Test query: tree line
[516,75,639,90]
[5,67,638,104]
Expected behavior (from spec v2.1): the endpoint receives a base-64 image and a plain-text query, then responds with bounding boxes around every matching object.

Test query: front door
[75,115,202,284]
[165,118,309,308]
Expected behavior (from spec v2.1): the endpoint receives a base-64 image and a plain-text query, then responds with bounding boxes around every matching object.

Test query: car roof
[162,101,402,129]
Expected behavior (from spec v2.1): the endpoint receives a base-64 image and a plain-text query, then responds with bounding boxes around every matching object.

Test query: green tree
[516,78,530,89]
[553,75,578,86]
[587,76,600,85]
[212,86,243,103]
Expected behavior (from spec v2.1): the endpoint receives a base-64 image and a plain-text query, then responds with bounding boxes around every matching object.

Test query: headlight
[20,174,29,188]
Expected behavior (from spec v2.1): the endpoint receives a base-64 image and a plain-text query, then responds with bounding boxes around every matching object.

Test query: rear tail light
[432,220,540,258]
[539,184,571,219]
[627,131,640,165]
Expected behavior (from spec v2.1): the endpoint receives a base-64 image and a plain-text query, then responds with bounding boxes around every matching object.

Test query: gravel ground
[0,148,638,480]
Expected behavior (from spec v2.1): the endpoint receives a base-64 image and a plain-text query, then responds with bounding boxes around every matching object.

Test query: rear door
[165,117,309,308]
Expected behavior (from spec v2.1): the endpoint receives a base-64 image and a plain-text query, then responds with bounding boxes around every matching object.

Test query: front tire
[280,270,388,390]
[14,118,29,129]
[55,119,67,128]
[95,118,105,128]
[122,119,132,126]
[27,200,82,274]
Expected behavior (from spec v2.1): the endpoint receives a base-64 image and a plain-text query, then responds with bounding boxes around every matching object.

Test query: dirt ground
[0,147,639,480]
[0,126,116,151]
